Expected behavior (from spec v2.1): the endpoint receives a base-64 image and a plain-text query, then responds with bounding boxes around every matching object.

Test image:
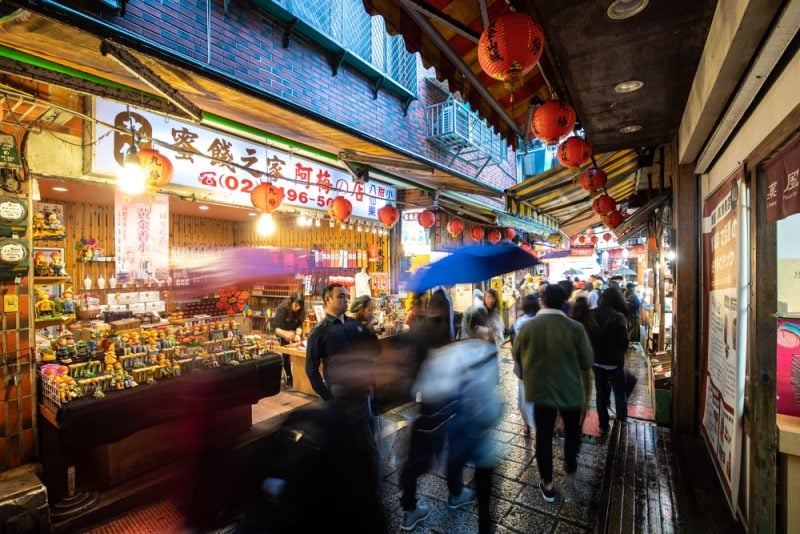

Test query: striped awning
[505,149,639,236]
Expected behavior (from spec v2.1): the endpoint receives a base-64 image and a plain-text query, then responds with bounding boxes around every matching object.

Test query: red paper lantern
[593,194,617,216]
[578,235,586,244]
[603,232,612,241]
[504,228,517,240]
[478,13,544,85]
[377,204,399,227]
[603,210,624,229]
[579,168,608,191]
[251,182,284,213]
[487,229,502,244]
[138,148,174,188]
[531,99,576,144]
[590,235,598,244]
[446,218,464,238]
[329,196,353,222]
[557,137,592,169]
[417,210,436,229]
[471,226,485,241]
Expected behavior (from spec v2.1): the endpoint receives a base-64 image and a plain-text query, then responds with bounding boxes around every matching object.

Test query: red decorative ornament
[579,168,608,191]
[593,194,617,216]
[377,204,399,227]
[578,235,586,244]
[138,148,174,188]
[590,235,598,244]
[418,210,436,229]
[471,226,485,241]
[487,229,502,244]
[446,218,464,238]
[557,136,592,169]
[251,182,284,213]
[520,243,532,252]
[603,232,612,241]
[478,13,544,85]
[216,286,250,316]
[504,228,517,240]
[603,210,625,229]
[329,196,353,222]
[531,99,576,144]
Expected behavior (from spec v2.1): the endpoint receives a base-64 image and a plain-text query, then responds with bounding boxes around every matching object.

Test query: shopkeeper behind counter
[270,293,305,389]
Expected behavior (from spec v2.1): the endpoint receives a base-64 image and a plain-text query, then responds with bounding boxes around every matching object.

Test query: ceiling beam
[398,0,524,138]
[403,0,481,42]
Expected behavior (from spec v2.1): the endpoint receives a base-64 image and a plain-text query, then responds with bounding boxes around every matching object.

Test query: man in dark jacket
[591,288,630,434]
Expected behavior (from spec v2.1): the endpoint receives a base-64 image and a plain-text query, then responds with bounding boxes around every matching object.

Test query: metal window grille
[425,98,508,165]
[273,0,417,94]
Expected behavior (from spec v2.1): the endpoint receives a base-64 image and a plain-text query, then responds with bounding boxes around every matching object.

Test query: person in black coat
[270,292,305,388]
[591,288,630,434]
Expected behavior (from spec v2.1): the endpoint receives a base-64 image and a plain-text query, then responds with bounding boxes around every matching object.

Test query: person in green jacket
[512,284,594,503]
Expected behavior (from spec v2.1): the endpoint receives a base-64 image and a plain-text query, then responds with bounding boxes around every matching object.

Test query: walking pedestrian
[592,288,630,435]
[512,294,539,434]
[513,284,593,502]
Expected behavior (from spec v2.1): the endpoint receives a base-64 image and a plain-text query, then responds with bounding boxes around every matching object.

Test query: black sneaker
[539,480,556,503]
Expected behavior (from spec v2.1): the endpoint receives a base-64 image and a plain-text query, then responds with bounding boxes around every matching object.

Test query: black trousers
[533,406,581,483]
[594,366,627,432]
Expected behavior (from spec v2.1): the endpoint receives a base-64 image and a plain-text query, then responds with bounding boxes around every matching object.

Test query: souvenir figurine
[93,389,105,399]
[50,251,65,276]
[61,287,75,314]
[33,212,46,233]
[47,212,63,234]
[40,348,56,362]
[86,335,98,356]
[35,288,55,318]
[104,342,118,367]
[33,251,51,277]
[75,341,88,359]
[123,371,138,388]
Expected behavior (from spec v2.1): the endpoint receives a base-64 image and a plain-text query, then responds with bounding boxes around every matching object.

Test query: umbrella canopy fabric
[611,266,637,276]
[563,268,584,276]
[408,244,539,293]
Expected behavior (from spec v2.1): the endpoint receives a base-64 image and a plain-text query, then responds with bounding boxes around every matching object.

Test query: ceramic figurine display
[83,275,92,291]
[50,251,65,276]
[97,275,106,289]
[61,287,75,314]
[108,275,117,289]
[35,288,55,318]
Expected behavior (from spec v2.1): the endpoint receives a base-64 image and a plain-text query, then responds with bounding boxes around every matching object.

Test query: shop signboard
[765,137,800,224]
[700,165,746,515]
[114,191,170,285]
[92,99,395,220]
[401,209,430,249]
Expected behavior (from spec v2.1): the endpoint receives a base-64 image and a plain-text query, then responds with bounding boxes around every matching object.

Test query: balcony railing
[266,0,417,96]
[425,98,508,165]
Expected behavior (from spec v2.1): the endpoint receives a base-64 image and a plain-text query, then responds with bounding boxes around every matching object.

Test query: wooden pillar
[748,166,776,533]
[672,163,699,434]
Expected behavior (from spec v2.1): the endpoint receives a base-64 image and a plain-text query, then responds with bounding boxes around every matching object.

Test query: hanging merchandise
[557,136,592,169]
[531,99,576,144]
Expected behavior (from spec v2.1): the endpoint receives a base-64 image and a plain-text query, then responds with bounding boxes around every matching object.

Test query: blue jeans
[593,366,627,431]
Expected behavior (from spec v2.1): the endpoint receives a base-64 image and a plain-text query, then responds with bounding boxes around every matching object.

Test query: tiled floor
[82,345,655,533]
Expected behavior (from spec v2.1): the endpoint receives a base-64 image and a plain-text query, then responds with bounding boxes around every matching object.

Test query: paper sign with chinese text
[93,99,395,220]
[113,191,170,285]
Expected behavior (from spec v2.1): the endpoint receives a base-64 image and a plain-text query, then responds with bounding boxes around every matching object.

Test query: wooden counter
[277,344,318,397]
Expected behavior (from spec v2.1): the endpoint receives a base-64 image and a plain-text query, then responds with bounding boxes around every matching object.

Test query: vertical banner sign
[700,166,744,514]
[114,191,169,285]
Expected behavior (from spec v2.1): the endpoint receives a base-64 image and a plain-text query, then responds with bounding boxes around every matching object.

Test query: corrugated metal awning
[505,149,639,236]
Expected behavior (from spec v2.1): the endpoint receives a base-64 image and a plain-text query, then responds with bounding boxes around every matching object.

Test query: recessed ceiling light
[198,205,210,210]
[247,212,258,217]
[52,186,69,192]
[607,0,649,20]
[620,124,642,133]
[614,80,644,93]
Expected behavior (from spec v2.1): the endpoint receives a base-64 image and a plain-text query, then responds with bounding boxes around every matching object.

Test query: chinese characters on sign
[114,191,169,285]
[765,137,800,224]
[93,99,396,219]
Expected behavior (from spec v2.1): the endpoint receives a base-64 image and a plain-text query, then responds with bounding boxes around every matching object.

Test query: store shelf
[33,276,71,286]
[35,315,75,328]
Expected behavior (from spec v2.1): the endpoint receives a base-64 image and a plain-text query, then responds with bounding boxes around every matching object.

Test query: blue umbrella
[408,244,539,292]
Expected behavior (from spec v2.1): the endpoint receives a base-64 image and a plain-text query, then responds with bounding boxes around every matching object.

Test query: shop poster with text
[92,99,395,220]
[700,166,746,516]
[114,191,169,285]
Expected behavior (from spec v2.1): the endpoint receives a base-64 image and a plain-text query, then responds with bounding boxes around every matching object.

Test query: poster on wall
[114,191,169,285]
[700,165,745,515]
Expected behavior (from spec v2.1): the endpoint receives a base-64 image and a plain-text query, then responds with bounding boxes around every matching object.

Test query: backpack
[457,342,502,431]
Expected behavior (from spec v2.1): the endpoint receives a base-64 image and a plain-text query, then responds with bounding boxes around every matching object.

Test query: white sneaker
[447,487,476,509]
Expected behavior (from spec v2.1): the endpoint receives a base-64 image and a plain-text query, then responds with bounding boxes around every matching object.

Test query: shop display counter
[39,354,282,502]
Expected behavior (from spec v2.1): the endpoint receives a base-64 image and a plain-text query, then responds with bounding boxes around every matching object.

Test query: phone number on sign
[196,172,363,207]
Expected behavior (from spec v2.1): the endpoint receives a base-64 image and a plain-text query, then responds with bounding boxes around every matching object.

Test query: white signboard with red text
[92,99,395,220]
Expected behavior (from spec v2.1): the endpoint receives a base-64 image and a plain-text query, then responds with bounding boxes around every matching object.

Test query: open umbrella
[407,244,539,293]
[563,268,584,276]
[612,266,637,276]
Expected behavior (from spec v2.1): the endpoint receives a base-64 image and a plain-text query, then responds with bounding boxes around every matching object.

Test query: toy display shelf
[33,276,71,286]
[35,315,75,329]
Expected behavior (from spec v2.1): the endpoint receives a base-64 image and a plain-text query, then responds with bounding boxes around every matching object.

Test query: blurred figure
[592,288,630,435]
[350,295,376,331]
[512,294,540,434]
[460,288,486,340]
[270,292,305,389]
[482,288,505,347]
[399,290,456,530]
[513,284,593,503]
[404,292,428,331]
[305,283,356,401]
[624,282,642,343]
[557,279,574,314]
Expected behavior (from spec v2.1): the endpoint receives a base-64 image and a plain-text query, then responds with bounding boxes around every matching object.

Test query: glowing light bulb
[118,154,146,195]
[257,212,275,236]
